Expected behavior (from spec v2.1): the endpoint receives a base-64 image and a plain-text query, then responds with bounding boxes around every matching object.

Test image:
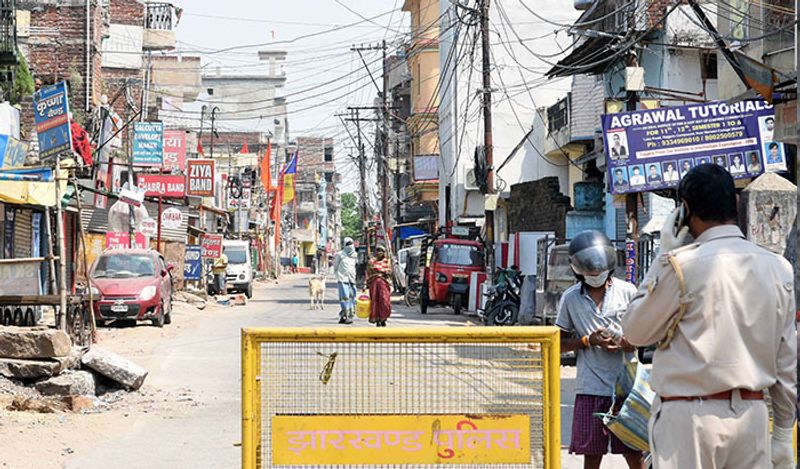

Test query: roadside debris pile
[173,290,207,310]
[0,326,148,413]
[215,293,248,307]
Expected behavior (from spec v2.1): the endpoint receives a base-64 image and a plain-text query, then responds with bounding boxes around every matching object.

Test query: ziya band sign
[603,100,786,195]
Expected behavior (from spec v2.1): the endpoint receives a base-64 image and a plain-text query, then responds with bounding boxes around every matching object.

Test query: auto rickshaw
[419,237,486,315]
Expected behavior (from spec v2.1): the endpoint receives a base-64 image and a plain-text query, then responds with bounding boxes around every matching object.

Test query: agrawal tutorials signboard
[33,82,72,159]
[132,122,164,166]
[603,100,785,194]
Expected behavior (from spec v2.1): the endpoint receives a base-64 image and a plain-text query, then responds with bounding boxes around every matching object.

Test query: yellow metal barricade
[242,326,561,468]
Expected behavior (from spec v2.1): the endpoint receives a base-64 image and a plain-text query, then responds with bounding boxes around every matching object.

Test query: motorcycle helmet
[568,230,617,276]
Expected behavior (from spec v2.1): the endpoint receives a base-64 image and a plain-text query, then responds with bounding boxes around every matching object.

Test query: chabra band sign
[271,414,530,465]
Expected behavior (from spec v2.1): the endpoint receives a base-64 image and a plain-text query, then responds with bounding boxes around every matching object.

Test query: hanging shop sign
[32,81,72,159]
[183,245,203,280]
[161,207,183,229]
[603,99,786,195]
[140,218,158,237]
[137,174,186,198]
[186,159,215,196]
[132,122,164,166]
[163,130,187,171]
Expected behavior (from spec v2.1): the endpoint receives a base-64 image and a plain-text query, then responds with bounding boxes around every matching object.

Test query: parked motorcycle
[483,267,523,326]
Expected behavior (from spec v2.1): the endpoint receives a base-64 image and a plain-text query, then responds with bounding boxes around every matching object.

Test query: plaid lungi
[570,394,642,455]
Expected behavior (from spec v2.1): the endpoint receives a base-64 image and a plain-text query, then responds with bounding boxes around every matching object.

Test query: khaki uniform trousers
[649,394,769,469]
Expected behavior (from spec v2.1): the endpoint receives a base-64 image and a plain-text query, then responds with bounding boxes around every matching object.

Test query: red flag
[241,141,249,154]
[260,141,272,189]
[197,140,205,157]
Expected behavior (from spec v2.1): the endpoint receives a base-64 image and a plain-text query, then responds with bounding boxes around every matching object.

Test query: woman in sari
[367,245,392,327]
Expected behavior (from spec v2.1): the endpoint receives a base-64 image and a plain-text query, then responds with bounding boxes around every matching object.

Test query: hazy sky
[173,1,581,191]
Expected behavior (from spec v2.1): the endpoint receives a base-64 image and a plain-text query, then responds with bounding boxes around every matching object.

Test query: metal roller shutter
[14,209,31,258]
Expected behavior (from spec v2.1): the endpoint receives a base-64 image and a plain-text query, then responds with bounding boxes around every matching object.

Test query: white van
[223,240,253,298]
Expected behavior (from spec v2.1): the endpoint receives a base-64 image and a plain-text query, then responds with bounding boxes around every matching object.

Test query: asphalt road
[63,274,631,469]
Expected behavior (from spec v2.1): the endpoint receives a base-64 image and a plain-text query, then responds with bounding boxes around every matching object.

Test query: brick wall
[508,177,572,239]
[19,0,107,135]
[109,0,144,25]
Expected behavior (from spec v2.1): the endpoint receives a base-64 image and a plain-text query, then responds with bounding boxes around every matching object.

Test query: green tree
[10,52,34,105]
[340,192,363,242]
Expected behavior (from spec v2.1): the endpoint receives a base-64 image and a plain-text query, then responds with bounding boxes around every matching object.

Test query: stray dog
[308,277,326,310]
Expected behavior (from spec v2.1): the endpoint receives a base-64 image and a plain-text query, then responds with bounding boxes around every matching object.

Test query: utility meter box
[625,67,645,92]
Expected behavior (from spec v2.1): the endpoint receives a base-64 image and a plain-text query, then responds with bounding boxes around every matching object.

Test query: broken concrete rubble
[81,347,148,391]
[35,370,95,397]
[0,327,71,359]
[0,357,61,380]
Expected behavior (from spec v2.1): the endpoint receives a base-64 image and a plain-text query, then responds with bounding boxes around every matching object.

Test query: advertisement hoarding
[33,82,72,159]
[603,100,784,194]
[187,159,215,196]
[132,122,164,166]
[137,174,186,198]
[163,130,187,171]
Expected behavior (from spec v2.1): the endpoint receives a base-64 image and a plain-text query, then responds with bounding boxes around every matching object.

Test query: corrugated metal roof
[80,192,189,243]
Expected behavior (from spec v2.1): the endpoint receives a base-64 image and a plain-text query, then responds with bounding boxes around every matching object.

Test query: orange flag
[260,141,272,189]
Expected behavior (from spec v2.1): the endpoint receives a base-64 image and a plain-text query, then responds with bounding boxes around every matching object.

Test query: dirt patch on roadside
[0,299,219,469]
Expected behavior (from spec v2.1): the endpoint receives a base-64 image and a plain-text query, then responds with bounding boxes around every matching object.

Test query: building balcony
[143,3,176,51]
[406,180,438,204]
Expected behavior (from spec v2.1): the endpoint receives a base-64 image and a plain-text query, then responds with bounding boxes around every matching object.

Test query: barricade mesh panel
[259,341,547,468]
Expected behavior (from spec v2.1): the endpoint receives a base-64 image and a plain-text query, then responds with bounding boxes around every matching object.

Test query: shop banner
[187,159,215,196]
[603,100,784,194]
[201,234,222,259]
[163,130,187,171]
[106,232,146,250]
[132,122,164,166]
[137,174,186,198]
[33,81,72,159]
[0,136,28,169]
[184,245,202,280]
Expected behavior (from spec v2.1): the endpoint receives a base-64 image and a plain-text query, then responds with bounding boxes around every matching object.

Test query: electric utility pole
[480,0,495,272]
[381,39,390,236]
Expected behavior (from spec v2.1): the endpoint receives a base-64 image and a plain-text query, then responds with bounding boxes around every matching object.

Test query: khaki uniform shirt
[622,225,797,428]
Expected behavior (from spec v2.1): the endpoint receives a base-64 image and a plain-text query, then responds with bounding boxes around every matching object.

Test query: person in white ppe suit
[334,238,358,324]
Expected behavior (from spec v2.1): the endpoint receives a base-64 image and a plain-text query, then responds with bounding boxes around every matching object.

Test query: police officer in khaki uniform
[622,164,796,469]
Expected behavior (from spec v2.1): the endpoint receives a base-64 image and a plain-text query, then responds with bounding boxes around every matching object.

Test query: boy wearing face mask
[555,230,643,469]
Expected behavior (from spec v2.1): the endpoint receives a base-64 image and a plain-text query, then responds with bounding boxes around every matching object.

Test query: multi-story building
[401,0,440,220]
[289,136,340,270]
[546,0,723,242]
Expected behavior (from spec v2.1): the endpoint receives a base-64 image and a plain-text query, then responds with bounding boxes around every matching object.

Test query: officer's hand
[589,328,620,352]
[770,424,794,468]
[660,207,690,252]
[619,336,636,353]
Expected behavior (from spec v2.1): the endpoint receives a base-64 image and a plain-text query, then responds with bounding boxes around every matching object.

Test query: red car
[420,238,486,315]
[90,248,174,327]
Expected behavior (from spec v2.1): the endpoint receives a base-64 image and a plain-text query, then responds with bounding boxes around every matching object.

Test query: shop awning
[392,226,427,241]
[546,36,616,78]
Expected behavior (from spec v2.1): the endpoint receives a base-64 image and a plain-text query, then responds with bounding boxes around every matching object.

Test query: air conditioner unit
[464,168,479,191]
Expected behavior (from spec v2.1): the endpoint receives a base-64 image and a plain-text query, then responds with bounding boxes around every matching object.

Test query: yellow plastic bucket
[356,293,371,319]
